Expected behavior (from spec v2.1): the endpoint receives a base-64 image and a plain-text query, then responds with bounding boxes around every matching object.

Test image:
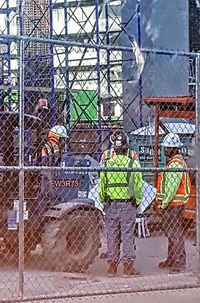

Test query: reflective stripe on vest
[103,149,137,161]
[156,155,191,206]
[105,158,134,191]
[103,149,115,161]
[42,142,59,157]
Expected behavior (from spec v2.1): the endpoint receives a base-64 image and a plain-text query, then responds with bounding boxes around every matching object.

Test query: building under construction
[0,0,198,156]
[0,1,200,301]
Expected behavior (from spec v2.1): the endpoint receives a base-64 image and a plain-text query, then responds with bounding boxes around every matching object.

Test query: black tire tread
[42,210,101,272]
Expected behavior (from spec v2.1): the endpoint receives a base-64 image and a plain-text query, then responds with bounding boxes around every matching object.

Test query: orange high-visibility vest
[102,148,137,162]
[156,154,191,207]
[41,138,59,157]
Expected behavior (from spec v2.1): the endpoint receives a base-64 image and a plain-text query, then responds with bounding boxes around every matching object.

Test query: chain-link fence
[0,0,199,302]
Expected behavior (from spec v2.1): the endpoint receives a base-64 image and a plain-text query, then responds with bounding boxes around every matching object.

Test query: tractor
[0,111,102,272]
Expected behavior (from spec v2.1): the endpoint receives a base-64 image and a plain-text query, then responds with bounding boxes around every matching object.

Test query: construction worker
[99,130,143,277]
[41,125,68,166]
[101,129,137,162]
[156,132,191,273]
[36,125,68,215]
[100,130,138,260]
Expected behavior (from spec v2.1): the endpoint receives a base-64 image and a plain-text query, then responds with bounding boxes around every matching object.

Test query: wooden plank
[144,96,194,105]
[159,110,195,119]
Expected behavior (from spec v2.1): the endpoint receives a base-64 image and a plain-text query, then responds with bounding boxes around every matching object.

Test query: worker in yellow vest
[156,132,191,273]
[100,130,138,261]
[99,129,143,277]
[101,130,137,162]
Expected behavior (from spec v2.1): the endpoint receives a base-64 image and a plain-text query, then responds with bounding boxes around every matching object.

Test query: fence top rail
[0,165,196,173]
[0,34,200,57]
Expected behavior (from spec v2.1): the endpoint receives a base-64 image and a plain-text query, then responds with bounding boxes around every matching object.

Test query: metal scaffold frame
[1,3,200,300]
[0,0,142,158]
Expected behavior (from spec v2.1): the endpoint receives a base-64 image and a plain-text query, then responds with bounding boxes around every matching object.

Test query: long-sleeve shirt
[161,161,183,208]
[99,155,143,205]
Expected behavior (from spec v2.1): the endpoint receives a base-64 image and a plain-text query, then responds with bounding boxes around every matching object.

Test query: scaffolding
[1,0,195,158]
[0,0,143,157]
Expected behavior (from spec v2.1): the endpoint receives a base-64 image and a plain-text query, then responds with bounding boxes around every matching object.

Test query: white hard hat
[161,132,183,148]
[49,125,68,138]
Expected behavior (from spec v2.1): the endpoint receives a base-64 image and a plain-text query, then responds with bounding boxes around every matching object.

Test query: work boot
[169,265,186,274]
[107,262,118,277]
[123,262,140,277]
[158,259,173,269]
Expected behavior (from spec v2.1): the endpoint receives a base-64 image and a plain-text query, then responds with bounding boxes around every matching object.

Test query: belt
[107,198,134,203]
[104,198,137,211]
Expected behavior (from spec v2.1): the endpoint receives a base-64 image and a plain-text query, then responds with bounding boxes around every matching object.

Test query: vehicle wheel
[42,209,101,272]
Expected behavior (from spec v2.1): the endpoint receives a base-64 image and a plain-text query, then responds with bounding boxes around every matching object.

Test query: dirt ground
[0,235,198,302]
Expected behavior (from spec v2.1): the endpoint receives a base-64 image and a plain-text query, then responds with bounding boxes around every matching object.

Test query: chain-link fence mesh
[0,0,199,302]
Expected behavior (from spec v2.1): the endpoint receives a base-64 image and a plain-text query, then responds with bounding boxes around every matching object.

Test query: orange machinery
[144,96,196,220]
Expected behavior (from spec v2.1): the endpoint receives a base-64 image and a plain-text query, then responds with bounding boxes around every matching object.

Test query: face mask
[115,140,122,147]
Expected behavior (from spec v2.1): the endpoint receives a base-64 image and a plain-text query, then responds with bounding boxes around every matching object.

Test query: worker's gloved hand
[103,197,111,212]
[160,203,168,210]
[103,201,110,212]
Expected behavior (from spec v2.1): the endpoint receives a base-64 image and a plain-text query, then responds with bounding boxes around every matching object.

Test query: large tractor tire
[42,209,101,272]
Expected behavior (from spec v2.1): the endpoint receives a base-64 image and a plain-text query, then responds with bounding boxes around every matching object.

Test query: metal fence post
[18,38,25,300]
[195,54,200,281]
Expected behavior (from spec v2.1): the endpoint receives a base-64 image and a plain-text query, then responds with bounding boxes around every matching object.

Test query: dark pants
[162,206,186,267]
[105,201,137,264]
